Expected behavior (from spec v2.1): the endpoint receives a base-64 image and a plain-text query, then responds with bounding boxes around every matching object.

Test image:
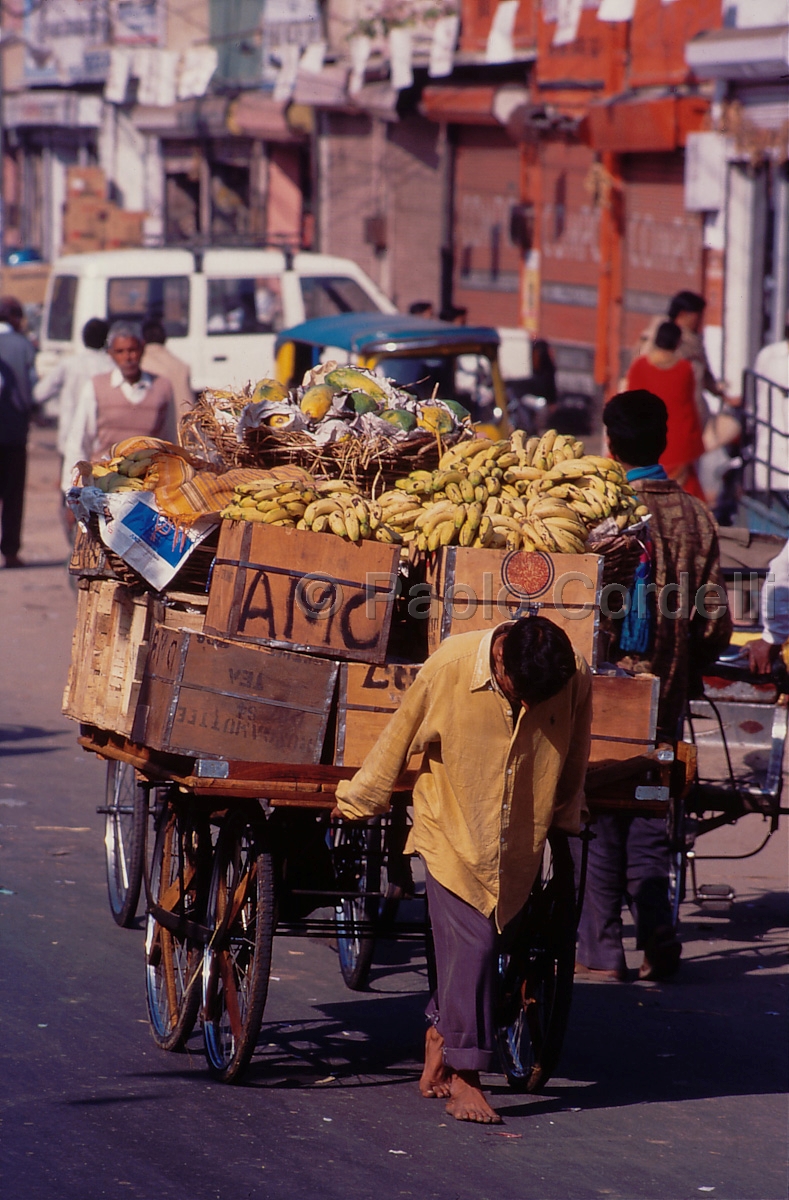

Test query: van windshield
[107,277,190,338]
[47,275,77,341]
[207,277,283,335]
[301,276,382,319]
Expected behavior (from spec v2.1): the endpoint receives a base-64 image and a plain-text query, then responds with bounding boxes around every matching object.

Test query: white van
[38,247,397,391]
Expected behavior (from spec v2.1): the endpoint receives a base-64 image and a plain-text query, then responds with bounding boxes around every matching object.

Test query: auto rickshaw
[274,313,509,439]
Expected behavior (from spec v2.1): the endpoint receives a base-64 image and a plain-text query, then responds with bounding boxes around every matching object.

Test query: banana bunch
[529,454,648,532]
[79,446,161,493]
[220,477,319,527]
[300,482,381,543]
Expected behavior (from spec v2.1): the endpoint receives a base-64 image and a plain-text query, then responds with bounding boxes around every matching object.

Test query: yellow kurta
[335,625,593,930]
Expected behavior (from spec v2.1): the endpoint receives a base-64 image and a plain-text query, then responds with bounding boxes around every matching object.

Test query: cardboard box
[589,672,659,763]
[103,208,145,247]
[66,165,107,199]
[334,660,423,769]
[132,626,339,763]
[63,195,111,237]
[425,547,603,667]
[204,520,401,665]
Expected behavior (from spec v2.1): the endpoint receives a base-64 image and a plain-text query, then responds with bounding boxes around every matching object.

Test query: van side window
[301,276,381,319]
[207,278,283,335]
[47,275,78,340]
[107,276,189,338]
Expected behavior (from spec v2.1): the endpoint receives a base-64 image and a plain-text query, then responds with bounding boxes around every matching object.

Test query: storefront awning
[686,24,789,81]
[226,92,297,140]
[585,93,708,152]
[420,86,500,126]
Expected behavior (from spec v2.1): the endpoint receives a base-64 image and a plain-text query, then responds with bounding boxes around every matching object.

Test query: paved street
[0,429,787,1200]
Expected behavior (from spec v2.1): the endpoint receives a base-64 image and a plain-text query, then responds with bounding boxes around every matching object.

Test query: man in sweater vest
[61,320,177,491]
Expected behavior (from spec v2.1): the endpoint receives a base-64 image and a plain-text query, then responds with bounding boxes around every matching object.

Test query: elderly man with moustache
[60,320,177,490]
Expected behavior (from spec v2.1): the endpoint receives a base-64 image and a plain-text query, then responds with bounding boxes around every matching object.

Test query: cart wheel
[144,798,209,1052]
[104,760,147,928]
[496,831,577,1093]
[333,820,383,991]
[202,810,274,1084]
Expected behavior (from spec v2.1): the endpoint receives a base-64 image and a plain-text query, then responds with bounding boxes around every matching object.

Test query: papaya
[267,412,293,428]
[252,379,289,404]
[325,367,387,402]
[381,409,416,433]
[443,400,472,423]
[417,405,453,435]
[300,384,336,420]
[350,391,380,415]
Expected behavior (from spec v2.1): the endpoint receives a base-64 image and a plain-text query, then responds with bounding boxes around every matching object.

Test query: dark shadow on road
[0,724,72,745]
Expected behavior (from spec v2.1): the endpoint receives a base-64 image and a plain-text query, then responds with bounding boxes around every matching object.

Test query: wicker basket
[587,530,646,591]
[242,426,474,490]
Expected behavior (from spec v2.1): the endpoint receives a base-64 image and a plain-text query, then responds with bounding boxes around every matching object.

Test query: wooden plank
[588,672,659,763]
[335,661,424,769]
[134,626,340,763]
[425,548,602,666]
[204,520,401,664]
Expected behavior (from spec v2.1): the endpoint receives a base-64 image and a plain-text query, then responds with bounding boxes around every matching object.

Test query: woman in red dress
[626,320,706,500]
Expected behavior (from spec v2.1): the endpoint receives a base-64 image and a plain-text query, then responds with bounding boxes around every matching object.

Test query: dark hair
[654,320,682,352]
[439,304,467,323]
[0,295,24,328]
[603,389,668,466]
[408,301,433,316]
[501,616,577,707]
[142,318,167,345]
[82,317,109,349]
[668,290,706,320]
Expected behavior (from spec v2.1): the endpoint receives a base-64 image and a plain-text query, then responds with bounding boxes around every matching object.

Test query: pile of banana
[77,446,160,493]
[218,428,649,555]
[220,476,320,526]
[369,430,649,554]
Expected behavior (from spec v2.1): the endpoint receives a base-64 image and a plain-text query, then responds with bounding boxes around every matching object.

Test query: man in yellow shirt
[335,616,592,1123]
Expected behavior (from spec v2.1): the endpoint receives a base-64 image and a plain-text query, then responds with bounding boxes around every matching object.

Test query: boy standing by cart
[334,616,593,1124]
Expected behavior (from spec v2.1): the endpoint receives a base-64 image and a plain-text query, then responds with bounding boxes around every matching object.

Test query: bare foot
[419,1025,452,1098]
[445,1070,502,1123]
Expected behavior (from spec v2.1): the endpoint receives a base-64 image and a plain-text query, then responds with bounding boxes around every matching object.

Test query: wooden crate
[334,661,424,769]
[132,626,339,763]
[590,672,659,763]
[68,523,117,580]
[62,579,154,736]
[425,548,603,667]
[204,520,400,664]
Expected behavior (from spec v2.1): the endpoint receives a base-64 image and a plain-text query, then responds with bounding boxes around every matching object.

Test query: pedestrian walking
[140,318,195,425]
[626,320,706,499]
[0,296,38,567]
[574,389,732,984]
[61,320,177,490]
[334,616,593,1123]
[34,318,111,466]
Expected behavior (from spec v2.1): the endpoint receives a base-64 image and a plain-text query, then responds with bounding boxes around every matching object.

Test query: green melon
[381,409,417,433]
[325,367,387,401]
[252,379,289,404]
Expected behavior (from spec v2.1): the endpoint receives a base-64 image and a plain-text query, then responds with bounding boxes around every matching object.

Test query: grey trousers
[424,867,498,1072]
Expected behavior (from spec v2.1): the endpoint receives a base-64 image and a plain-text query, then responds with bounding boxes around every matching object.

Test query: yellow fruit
[300,384,336,420]
[417,405,454,435]
[326,367,387,401]
[252,379,289,404]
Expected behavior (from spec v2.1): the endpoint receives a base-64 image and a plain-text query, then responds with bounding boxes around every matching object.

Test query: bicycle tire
[333,821,383,991]
[496,831,577,1093]
[144,799,208,1052]
[104,760,146,928]
[202,811,274,1084]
